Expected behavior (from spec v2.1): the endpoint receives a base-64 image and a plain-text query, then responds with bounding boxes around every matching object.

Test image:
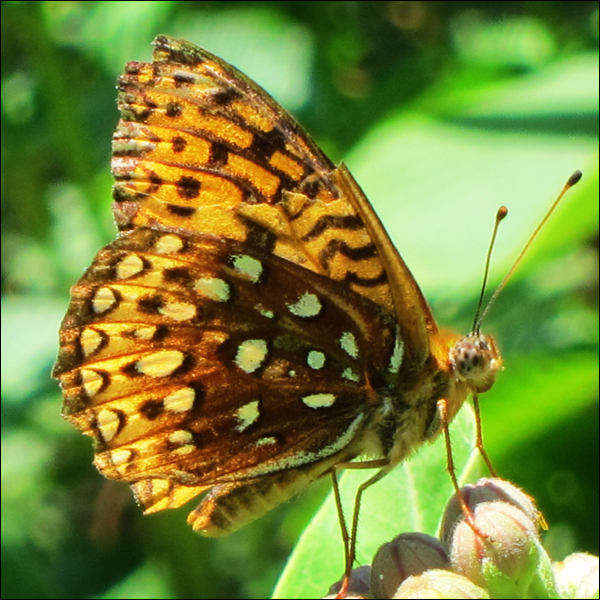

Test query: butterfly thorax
[377,329,502,471]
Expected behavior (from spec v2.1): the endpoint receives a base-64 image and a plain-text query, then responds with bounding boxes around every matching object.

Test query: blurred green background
[1,2,598,599]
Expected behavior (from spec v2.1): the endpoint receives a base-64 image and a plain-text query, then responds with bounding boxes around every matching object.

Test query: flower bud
[553,552,599,599]
[441,478,539,544]
[370,532,450,598]
[448,501,551,598]
[392,569,490,599]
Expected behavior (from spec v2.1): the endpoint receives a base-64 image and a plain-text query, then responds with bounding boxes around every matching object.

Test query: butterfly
[53,34,506,577]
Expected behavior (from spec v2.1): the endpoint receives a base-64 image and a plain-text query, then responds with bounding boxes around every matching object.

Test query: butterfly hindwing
[55,227,402,513]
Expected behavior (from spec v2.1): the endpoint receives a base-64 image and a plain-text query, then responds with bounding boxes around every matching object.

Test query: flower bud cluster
[326,478,598,599]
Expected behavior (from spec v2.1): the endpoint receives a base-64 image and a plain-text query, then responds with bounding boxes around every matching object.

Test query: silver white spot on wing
[235,339,268,373]
[92,287,117,313]
[287,292,322,318]
[388,326,404,373]
[307,350,326,370]
[255,436,278,447]
[134,326,157,340]
[235,400,260,432]
[340,331,359,359]
[168,430,195,455]
[155,234,184,254]
[194,277,230,302]
[80,328,103,357]
[81,369,105,397]
[110,449,132,467]
[302,393,336,408]
[231,254,263,283]
[158,301,197,321]
[341,368,360,382]
[136,350,185,377]
[163,387,195,413]
[255,306,274,319]
[116,253,144,279]
[97,409,120,442]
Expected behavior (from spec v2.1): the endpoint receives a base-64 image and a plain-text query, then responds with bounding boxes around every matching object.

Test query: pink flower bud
[441,478,539,544]
[449,501,542,597]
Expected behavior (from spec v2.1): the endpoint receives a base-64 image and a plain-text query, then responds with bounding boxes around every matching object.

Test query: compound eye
[450,334,501,393]
[455,344,486,378]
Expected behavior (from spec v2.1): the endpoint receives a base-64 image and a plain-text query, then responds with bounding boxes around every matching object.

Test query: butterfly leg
[331,458,390,597]
[330,471,350,577]
[438,398,488,539]
[472,394,498,477]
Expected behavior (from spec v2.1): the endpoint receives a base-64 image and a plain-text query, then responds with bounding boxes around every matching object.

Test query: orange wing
[54,35,463,535]
[111,35,434,361]
[54,227,400,529]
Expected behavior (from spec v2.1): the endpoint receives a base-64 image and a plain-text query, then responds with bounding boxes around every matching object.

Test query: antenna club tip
[497,206,508,221]
[568,170,583,187]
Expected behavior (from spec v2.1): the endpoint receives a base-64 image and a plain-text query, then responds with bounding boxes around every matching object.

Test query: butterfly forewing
[111,36,406,315]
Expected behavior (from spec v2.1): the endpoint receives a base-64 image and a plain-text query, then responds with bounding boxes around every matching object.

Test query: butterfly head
[449,333,502,394]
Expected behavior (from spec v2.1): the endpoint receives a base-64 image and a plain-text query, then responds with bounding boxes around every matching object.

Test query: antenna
[474,170,582,333]
[472,206,508,333]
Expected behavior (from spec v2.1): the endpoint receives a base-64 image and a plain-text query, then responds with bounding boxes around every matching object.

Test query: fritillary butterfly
[54,35,507,577]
